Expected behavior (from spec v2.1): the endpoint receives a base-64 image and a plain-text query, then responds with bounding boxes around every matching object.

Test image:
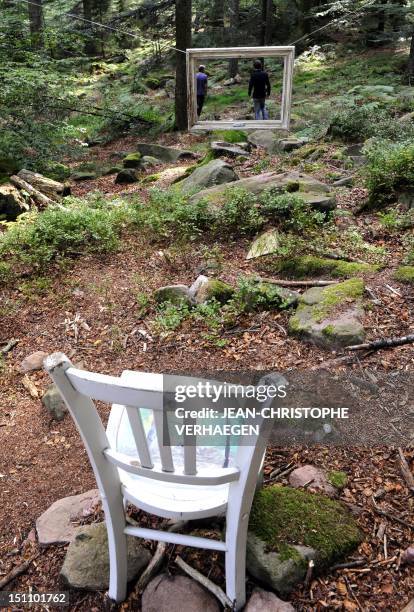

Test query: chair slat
[125,406,153,469]
[153,409,174,473]
[124,525,227,551]
[184,445,197,476]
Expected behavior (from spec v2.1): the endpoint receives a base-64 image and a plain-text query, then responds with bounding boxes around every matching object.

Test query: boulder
[61,522,150,590]
[135,143,197,162]
[248,130,280,154]
[71,171,98,181]
[123,152,142,168]
[42,384,67,421]
[244,588,295,612]
[189,276,234,304]
[211,141,249,158]
[247,229,281,260]
[178,159,238,193]
[190,171,336,214]
[21,350,48,373]
[288,278,365,349]
[333,176,354,187]
[0,183,29,220]
[247,485,362,595]
[141,156,161,168]
[154,284,192,306]
[289,465,336,497]
[277,138,308,152]
[36,489,100,545]
[142,574,220,612]
[115,168,139,184]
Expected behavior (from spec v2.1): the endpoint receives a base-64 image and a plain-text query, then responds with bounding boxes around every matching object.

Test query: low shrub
[217,188,264,236]
[329,105,414,143]
[259,190,326,231]
[364,139,414,204]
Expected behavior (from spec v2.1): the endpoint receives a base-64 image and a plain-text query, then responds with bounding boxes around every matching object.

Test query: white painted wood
[153,409,174,472]
[44,352,277,610]
[124,526,227,551]
[187,45,295,132]
[125,405,153,469]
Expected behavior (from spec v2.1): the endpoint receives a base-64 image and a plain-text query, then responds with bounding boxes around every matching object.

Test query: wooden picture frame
[186,46,295,132]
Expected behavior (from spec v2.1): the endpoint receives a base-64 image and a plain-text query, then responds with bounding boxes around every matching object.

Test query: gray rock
[178,159,238,193]
[247,229,281,260]
[398,190,414,209]
[244,588,295,612]
[0,183,29,220]
[248,130,280,154]
[288,279,365,349]
[140,156,161,168]
[349,155,367,168]
[247,532,317,596]
[211,141,249,158]
[42,384,67,421]
[36,489,101,545]
[142,574,220,612]
[190,171,336,213]
[154,284,192,306]
[21,350,48,373]
[277,138,308,152]
[333,176,354,187]
[398,111,414,123]
[115,168,139,184]
[122,152,142,168]
[71,171,98,181]
[289,465,336,497]
[61,522,150,590]
[345,144,364,157]
[190,277,234,304]
[135,143,197,162]
[189,275,208,299]
[253,282,299,310]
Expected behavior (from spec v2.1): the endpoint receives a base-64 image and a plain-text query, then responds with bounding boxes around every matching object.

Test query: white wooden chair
[44,352,275,610]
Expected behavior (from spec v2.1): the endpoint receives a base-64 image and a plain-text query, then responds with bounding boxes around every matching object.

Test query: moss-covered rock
[328,471,348,490]
[154,284,192,306]
[123,152,142,168]
[212,130,248,144]
[288,279,365,349]
[252,282,299,310]
[273,255,377,279]
[246,229,281,260]
[190,277,234,305]
[394,266,414,285]
[247,486,362,594]
[115,168,139,184]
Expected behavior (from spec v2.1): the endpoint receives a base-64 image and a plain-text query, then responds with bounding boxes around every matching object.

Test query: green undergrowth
[328,471,348,489]
[394,266,414,285]
[249,485,362,567]
[272,255,377,279]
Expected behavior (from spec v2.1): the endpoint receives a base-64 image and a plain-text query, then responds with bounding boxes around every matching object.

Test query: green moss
[250,486,362,568]
[274,255,376,279]
[212,130,247,143]
[394,266,414,285]
[328,471,348,489]
[309,278,364,322]
[141,173,161,185]
[199,279,234,304]
[322,324,335,337]
[123,152,142,168]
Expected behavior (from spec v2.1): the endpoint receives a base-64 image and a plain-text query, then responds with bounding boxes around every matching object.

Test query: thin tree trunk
[83,0,99,55]
[409,31,414,83]
[175,0,192,131]
[27,0,43,49]
[228,0,240,77]
[264,0,273,44]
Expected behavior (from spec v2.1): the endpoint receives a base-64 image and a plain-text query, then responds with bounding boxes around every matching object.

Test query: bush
[329,105,414,143]
[364,139,414,204]
[259,190,326,231]
[217,188,264,236]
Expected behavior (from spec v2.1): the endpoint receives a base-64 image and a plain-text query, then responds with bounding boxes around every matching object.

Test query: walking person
[248,59,271,120]
[196,65,208,117]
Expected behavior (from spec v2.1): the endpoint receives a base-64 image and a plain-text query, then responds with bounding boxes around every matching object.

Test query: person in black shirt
[248,59,271,120]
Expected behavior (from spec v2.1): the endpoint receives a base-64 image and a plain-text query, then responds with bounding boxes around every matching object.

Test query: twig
[175,555,233,609]
[331,558,366,571]
[0,339,19,355]
[136,541,167,592]
[371,498,414,530]
[0,555,38,589]
[398,448,414,494]
[347,334,414,352]
[253,276,338,287]
[304,559,314,589]
[264,463,296,484]
[344,575,363,612]
[365,286,381,305]
[385,284,402,297]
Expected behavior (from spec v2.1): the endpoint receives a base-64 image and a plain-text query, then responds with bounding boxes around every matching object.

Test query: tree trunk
[175,0,192,131]
[264,0,273,44]
[228,0,240,78]
[83,0,99,55]
[409,31,414,83]
[27,0,43,49]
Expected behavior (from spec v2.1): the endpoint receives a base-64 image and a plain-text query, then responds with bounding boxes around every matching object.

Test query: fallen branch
[254,276,338,288]
[398,447,414,494]
[0,555,38,589]
[344,575,363,612]
[175,555,233,609]
[331,558,366,571]
[10,175,53,207]
[136,541,167,592]
[0,338,19,355]
[347,334,414,352]
[371,498,414,530]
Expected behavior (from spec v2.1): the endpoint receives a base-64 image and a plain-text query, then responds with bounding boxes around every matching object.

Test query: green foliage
[378,208,414,231]
[152,300,190,333]
[211,130,247,143]
[259,190,326,231]
[364,139,414,204]
[329,105,414,143]
[273,255,376,279]
[217,188,264,236]
[328,471,348,489]
[394,266,414,285]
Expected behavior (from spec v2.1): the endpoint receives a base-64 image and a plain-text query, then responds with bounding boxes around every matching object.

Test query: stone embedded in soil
[288,279,365,349]
[154,284,192,306]
[61,522,150,591]
[178,159,238,193]
[277,138,309,152]
[246,229,281,260]
[401,547,414,565]
[122,152,142,168]
[244,588,295,612]
[141,574,220,612]
[189,276,234,304]
[115,168,139,184]
[248,130,280,154]
[333,176,354,187]
[135,143,197,162]
[289,465,336,497]
[0,183,30,220]
[20,350,48,372]
[42,383,67,421]
[36,489,100,545]
[211,141,249,158]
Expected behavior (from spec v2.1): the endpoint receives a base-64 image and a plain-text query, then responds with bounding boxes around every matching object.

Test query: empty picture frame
[186,46,295,132]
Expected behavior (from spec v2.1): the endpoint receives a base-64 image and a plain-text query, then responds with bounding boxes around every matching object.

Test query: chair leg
[106,518,128,602]
[225,514,249,611]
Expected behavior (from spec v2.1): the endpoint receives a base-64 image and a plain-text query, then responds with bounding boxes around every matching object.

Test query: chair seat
[121,471,229,520]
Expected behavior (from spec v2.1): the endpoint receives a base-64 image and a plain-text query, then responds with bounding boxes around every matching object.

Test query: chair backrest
[44,353,275,489]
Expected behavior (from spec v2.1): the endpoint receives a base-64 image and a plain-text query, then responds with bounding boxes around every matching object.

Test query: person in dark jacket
[248,59,271,120]
[196,65,208,117]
